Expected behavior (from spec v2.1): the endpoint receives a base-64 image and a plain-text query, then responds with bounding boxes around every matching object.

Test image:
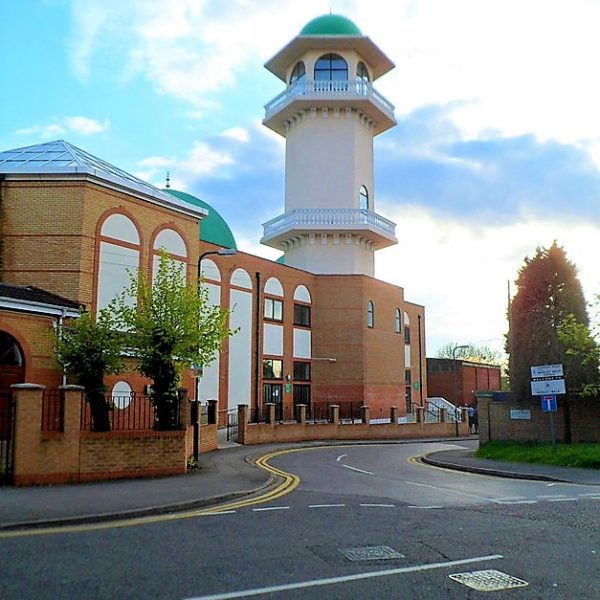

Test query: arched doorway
[0,331,25,396]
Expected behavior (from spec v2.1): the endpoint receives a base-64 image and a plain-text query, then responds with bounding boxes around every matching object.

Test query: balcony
[261,208,397,249]
[263,80,396,136]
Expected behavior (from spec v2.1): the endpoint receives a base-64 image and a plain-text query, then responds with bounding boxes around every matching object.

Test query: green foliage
[507,242,598,399]
[54,309,124,431]
[436,342,501,364]
[110,250,233,429]
[476,441,600,469]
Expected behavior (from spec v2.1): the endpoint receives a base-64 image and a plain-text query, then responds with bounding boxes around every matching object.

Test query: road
[1,441,599,599]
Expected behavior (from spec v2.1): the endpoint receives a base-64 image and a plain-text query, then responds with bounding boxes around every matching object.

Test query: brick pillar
[207,400,218,425]
[265,403,276,425]
[329,404,339,424]
[237,404,248,444]
[416,407,424,423]
[12,384,45,484]
[477,398,490,443]
[390,406,398,425]
[297,404,306,424]
[178,388,190,429]
[361,405,370,424]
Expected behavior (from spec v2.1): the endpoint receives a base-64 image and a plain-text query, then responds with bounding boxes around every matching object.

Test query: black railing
[42,389,65,432]
[81,394,182,431]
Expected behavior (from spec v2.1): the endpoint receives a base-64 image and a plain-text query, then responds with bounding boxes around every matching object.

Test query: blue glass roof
[0,140,206,218]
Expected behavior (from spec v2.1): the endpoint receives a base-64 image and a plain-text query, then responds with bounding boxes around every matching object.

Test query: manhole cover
[449,569,528,592]
[340,546,405,562]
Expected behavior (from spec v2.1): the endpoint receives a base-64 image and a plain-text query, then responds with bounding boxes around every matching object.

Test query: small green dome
[300,14,362,36]
[164,189,237,250]
[275,255,285,265]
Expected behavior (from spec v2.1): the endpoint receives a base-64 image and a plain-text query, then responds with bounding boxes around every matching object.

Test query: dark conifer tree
[508,242,596,400]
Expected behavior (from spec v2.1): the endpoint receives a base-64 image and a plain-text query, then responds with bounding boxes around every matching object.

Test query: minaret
[261,14,397,276]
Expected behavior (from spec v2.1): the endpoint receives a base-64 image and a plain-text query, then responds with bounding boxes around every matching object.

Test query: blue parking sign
[541,395,557,412]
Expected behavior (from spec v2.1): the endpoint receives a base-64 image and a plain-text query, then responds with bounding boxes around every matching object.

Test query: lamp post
[193,247,237,460]
[452,344,469,435]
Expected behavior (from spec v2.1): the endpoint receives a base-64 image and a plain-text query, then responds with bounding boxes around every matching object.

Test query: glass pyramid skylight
[0,140,206,217]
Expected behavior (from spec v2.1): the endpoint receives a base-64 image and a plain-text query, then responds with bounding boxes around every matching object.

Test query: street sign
[541,395,557,412]
[531,364,563,379]
[531,378,566,396]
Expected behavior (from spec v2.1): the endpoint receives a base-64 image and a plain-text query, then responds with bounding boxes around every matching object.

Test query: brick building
[0,14,427,423]
[426,358,501,407]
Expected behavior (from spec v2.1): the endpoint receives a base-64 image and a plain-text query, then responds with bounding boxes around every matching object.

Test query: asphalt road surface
[1,441,599,599]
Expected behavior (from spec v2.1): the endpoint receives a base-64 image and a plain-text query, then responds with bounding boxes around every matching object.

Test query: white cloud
[221,127,249,143]
[15,116,109,138]
[376,205,600,357]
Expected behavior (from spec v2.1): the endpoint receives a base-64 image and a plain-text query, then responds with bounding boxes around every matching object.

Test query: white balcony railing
[264,80,395,120]
[262,208,397,240]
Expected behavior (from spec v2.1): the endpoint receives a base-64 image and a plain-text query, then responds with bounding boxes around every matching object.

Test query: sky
[3,0,600,359]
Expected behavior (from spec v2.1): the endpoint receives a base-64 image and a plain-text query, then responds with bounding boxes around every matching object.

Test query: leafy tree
[507,242,597,399]
[111,250,233,430]
[437,342,501,364]
[54,310,124,431]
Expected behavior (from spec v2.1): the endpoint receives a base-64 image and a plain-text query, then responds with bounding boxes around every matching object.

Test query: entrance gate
[0,392,15,485]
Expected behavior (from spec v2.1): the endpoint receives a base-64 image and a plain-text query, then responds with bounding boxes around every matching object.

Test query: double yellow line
[0,449,300,539]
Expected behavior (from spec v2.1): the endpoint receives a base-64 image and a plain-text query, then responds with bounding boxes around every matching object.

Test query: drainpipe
[417,314,423,407]
[57,308,68,386]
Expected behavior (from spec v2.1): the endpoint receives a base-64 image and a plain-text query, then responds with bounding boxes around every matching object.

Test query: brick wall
[478,396,600,444]
[11,385,189,486]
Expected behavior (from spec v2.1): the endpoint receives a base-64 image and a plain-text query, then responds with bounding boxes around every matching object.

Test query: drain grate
[449,569,529,592]
[340,546,405,562]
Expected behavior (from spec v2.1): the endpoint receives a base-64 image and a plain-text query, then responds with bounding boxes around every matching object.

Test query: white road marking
[404,480,500,504]
[359,503,396,507]
[578,492,600,496]
[538,495,569,499]
[409,505,444,509]
[546,498,578,502]
[495,497,528,501]
[495,500,538,505]
[252,507,290,512]
[308,504,346,508]
[336,454,347,462]
[343,464,375,475]
[184,555,504,600]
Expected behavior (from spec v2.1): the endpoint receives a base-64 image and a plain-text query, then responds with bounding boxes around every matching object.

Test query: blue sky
[3,0,600,358]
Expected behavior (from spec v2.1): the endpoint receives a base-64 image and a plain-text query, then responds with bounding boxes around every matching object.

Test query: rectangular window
[263,383,283,406]
[293,361,311,381]
[264,298,283,321]
[262,359,283,380]
[294,304,311,327]
[404,326,411,344]
[293,384,311,408]
[404,369,411,385]
[405,386,412,413]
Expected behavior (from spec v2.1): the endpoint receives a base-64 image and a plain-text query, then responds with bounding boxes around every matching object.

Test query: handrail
[265,79,395,118]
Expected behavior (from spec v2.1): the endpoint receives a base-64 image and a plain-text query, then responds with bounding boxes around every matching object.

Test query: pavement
[1,436,599,531]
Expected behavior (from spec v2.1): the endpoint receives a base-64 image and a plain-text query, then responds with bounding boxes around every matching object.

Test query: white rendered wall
[198,282,221,402]
[228,289,253,407]
[263,323,284,356]
[284,238,374,276]
[285,115,373,211]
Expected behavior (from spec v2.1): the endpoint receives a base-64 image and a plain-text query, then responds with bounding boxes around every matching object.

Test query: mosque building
[0,14,427,423]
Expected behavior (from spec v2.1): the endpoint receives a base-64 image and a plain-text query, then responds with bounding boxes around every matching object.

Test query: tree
[111,250,233,430]
[507,242,597,399]
[54,310,124,431]
[437,342,501,364]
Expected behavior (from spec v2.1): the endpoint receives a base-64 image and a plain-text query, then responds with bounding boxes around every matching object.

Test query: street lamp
[192,247,237,461]
[452,344,469,435]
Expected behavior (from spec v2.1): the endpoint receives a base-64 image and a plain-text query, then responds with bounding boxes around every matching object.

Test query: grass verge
[475,441,600,469]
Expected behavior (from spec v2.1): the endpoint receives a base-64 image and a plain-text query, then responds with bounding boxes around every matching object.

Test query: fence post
[237,404,248,444]
[329,404,339,424]
[297,404,306,424]
[440,408,447,423]
[390,405,398,425]
[361,405,370,424]
[265,403,276,426]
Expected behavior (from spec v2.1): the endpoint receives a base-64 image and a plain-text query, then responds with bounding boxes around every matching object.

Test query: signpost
[531,365,564,452]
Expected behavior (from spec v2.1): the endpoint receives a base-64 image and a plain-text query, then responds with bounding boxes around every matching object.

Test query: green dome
[276,255,285,265]
[164,189,237,250]
[300,14,362,36]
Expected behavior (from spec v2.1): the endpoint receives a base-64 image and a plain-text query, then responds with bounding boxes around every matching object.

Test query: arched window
[359,185,369,210]
[314,54,348,82]
[395,308,401,334]
[367,300,375,328]
[357,62,370,82]
[0,332,23,366]
[290,61,306,85]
